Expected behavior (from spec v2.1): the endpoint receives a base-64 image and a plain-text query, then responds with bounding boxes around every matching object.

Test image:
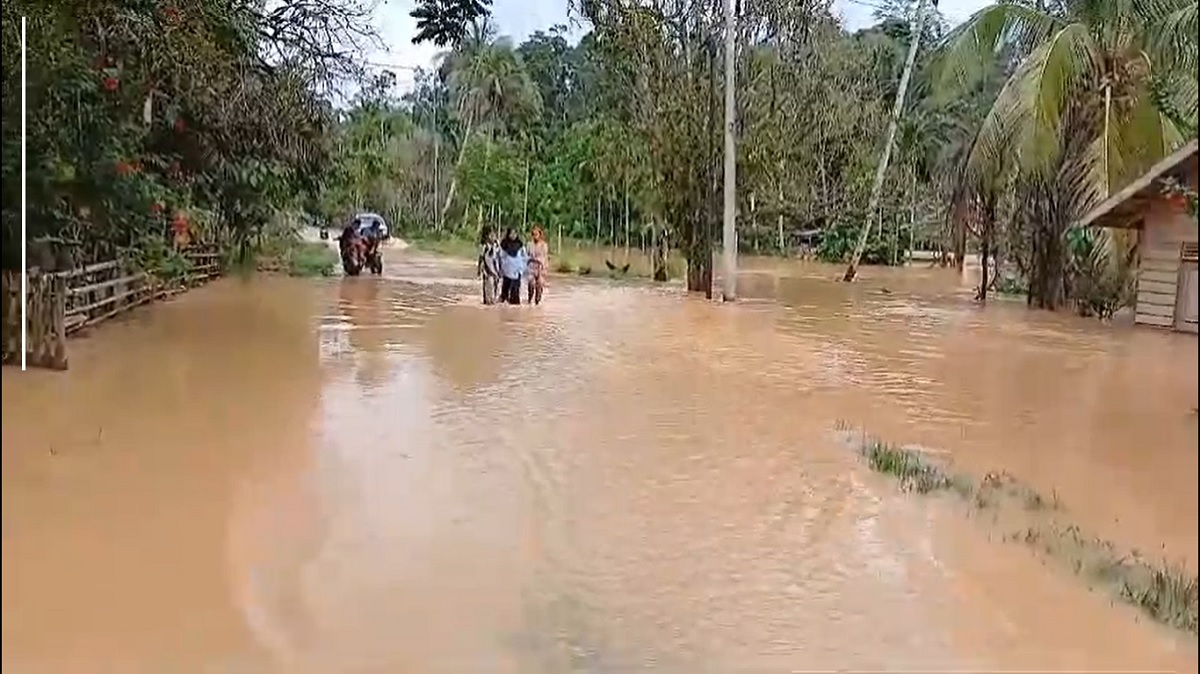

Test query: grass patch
[838,422,1198,634]
[254,239,337,277]
[404,231,681,281]
[284,241,338,277]
[404,232,480,259]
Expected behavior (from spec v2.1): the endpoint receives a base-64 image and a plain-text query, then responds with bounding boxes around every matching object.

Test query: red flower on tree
[115,160,134,176]
[102,76,119,92]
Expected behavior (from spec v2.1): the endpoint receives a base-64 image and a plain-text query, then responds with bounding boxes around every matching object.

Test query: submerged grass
[838,422,1199,634]
[859,441,957,494]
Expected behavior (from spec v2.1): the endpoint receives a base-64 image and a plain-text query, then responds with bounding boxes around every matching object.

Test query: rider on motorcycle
[339,221,360,250]
[355,216,387,257]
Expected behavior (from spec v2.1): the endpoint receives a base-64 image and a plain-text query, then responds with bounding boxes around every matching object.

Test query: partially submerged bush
[285,241,337,277]
[1065,227,1136,319]
[843,424,1199,634]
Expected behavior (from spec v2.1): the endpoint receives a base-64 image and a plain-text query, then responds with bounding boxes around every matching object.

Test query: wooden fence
[1,246,224,371]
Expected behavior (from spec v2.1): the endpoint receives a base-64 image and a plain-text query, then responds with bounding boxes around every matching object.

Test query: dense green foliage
[320,0,1195,308]
[1,0,373,270]
[409,0,494,48]
[5,0,1196,313]
[318,9,957,288]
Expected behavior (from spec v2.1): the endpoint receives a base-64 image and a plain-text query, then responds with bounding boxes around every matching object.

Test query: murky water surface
[3,247,1197,673]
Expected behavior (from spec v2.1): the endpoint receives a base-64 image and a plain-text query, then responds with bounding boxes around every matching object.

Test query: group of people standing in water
[477,226,550,306]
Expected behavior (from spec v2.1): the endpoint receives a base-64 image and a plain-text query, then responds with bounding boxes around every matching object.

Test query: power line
[359,60,427,72]
[841,0,892,12]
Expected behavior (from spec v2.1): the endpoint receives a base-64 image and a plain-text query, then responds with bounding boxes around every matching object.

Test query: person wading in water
[525,226,549,305]
[499,228,527,305]
[477,226,502,305]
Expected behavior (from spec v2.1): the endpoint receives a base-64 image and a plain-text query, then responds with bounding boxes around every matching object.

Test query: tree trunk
[653,220,669,282]
[1026,181,1067,310]
[439,113,475,225]
[977,213,991,302]
[817,130,829,216]
[433,134,441,230]
[777,159,787,254]
[842,0,928,282]
[907,172,917,266]
[686,213,714,295]
[522,160,530,228]
[954,212,967,274]
[623,178,631,256]
[610,199,616,252]
[750,191,759,254]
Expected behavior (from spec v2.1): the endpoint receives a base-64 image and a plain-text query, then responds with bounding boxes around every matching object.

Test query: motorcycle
[363,237,384,275]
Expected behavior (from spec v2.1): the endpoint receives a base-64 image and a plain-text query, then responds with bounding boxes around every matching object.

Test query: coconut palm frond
[962,23,1099,182]
[1104,81,1173,189]
[933,2,1064,96]
[1138,0,1199,71]
[1151,70,1198,136]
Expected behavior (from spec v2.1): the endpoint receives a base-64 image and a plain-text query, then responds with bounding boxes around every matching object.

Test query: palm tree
[842,0,932,282]
[438,22,543,223]
[935,0,1198,307]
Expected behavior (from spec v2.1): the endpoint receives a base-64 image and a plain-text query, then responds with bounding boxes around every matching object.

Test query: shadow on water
[3,250,1197,672]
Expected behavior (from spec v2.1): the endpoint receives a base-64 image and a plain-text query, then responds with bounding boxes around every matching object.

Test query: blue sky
[365,0,992,92]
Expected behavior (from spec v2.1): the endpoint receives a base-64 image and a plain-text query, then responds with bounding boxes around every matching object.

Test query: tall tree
[935,0,1198,307]
[843,0,933,282]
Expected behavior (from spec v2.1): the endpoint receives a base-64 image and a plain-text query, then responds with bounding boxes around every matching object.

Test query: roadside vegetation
[405,230,685,280]
[2,0,1195,315]
[1,0,368,277]
[837,422,1199,634]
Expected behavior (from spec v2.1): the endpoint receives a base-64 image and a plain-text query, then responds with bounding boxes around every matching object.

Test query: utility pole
[721,0,738,301]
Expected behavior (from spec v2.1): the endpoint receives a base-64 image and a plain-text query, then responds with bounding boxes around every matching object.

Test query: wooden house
[1076,139,1198,333]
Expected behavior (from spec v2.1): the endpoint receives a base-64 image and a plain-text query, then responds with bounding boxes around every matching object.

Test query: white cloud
[833,0,991,30]
[365,0,444,91]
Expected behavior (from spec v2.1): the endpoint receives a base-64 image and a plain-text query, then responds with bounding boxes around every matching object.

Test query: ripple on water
[3,257,1196,673]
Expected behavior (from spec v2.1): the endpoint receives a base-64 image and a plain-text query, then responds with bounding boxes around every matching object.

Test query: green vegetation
[246,215,339,277]
[3,0,1195,313]
[839,425,1199,634]
[315,0,1195,312]
[406,231,685,280]
[1,0,367,272]
[283,243,339,278]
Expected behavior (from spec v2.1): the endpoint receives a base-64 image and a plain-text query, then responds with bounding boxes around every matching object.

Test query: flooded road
[3,250,1197,673]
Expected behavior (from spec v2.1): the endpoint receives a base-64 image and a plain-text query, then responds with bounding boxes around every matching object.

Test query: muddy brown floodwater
[3,250,1197,673]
